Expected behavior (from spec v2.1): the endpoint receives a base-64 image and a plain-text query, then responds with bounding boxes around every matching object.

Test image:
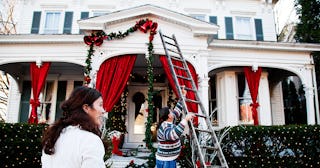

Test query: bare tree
[0,0,16,121]
[0,0,17,34]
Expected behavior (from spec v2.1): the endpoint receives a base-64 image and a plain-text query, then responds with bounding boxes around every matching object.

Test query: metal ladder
[159,30,228,168]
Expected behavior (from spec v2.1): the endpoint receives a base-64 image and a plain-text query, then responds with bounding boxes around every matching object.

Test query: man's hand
[181,85,187,97]
[185,113,195,121]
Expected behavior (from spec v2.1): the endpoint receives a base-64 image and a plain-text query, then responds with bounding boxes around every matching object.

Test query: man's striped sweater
[156,101,188,161]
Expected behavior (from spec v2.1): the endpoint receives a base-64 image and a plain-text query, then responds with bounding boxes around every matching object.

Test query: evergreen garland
[83,18,158,167]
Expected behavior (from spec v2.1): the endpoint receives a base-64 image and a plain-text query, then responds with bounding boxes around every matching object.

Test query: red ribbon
[250,102,260,109]
[30,99,40,107]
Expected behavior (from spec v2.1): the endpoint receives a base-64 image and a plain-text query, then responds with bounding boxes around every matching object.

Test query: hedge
[223,125,320,167]
[0,123,319,167]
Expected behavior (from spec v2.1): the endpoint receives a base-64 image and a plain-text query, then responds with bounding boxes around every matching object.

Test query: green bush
[0,123,46,168]
[223,125,320,167]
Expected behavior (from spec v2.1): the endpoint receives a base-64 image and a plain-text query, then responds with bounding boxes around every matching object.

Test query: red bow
[84,36,104,46]
[250,102,260,109]
[30,99,40,107]
[139,20,153,33]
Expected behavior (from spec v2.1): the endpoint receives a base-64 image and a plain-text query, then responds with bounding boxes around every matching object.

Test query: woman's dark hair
[157,107,170,129]
[42,86,102,155]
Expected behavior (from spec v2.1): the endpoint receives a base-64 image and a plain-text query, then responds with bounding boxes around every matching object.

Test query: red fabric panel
[244,67,262,125]
[29,62,51,124]
[159,55,199,123]
[96,55,137,112]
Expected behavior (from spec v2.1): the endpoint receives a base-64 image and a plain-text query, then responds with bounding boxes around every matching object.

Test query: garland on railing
[83,18,158,167]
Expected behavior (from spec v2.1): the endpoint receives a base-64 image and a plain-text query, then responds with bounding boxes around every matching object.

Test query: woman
[41,86,106,168]
[156,86,194,168]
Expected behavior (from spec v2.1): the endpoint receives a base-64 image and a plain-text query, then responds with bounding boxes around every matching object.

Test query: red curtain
[244,67,262,125]
[29,62,51,124]
[159,55,199,123]
[96,55,137,112]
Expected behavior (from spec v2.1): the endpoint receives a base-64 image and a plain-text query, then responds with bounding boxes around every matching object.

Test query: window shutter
[209,16,218,39]
[225,17,234,40]
[81,12,89,19]
[79,12,89,34]
[63,12,73,34]
[31,11,41,34]
[254,19,264,41]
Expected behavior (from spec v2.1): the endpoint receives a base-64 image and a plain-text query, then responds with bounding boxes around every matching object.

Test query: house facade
[1,0,320,148]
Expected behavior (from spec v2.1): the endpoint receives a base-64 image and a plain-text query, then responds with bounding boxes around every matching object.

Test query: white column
[198,75,210,115]
[216,71,238,127]
[6,76,21,123]
[304,85,316,124]
[258,72,272,125]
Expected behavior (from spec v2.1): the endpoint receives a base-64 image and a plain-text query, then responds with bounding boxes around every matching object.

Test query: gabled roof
[78,4,218,36]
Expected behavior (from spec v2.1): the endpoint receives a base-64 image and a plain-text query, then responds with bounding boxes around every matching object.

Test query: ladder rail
[159,30,229,168]
[159,30,208,167]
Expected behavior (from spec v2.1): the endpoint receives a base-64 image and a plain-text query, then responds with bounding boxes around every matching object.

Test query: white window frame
[234,16,254,40]
[189,14,206,21]
[40,10,64,34]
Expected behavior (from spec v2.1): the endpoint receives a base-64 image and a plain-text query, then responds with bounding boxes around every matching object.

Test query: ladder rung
[201,145,218,150]
[173,65,187,70]
[167,48,180,55]
[184,86,197,92]
[195,128,211,133]
[163,34,174,40]
[176,75,191,81]
[165,41,176,47]
[185,98,200,104]
[170,56,182,61]
[194,113,207,118]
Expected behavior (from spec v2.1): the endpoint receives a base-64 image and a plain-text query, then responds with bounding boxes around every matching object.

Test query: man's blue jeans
[156,159,176,168]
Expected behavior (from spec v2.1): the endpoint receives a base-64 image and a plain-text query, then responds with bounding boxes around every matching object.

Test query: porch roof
[77,4,219,37]
[209,39,320,52]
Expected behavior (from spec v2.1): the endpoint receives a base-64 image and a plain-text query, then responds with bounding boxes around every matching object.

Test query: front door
[124,85,166,148]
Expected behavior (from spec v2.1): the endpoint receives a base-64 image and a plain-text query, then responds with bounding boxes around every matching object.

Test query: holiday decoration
[83,18,158,167]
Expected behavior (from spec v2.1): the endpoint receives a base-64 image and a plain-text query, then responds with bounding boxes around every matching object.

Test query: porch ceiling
[78,4,218,37]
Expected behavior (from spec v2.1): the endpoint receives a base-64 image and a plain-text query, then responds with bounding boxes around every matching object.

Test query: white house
[0,0,320,148]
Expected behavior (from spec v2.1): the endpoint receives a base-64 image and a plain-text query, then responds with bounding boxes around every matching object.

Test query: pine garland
[83,18,158,167]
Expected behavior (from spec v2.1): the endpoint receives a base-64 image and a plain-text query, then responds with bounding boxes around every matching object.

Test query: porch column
[257,72,272,125]
[216,71,238,127]
[304,85,316,124]
[198,74,210,115]
[6,76,21,123]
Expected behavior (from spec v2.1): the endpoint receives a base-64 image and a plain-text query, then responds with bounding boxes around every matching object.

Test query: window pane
[235,17,252,40]
[190,14,205,21]
[44,12,61,34]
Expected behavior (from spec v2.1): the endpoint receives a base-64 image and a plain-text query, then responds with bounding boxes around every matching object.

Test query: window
[44,12,61,34]
[238,73,254,125]
[235,17,252,40]
[92,11,108,17]
[190,14,206,21]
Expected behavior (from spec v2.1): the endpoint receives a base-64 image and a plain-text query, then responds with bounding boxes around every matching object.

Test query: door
[124,85,166,148]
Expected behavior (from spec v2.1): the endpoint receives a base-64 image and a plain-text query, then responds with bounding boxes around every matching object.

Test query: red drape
[244,67,262,125]
[159,55,199,123]
[96,55,137,112]
[29,62,51,124]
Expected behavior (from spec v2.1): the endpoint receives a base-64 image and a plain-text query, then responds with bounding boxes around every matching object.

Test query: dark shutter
[254,19,264,41]
[209,16,218,39]
[55,81,67,121]
[31,11,41,34]
[79,12,89,34]
[19,81,31,122]
[63,12,73,34]
[225,17,234,40]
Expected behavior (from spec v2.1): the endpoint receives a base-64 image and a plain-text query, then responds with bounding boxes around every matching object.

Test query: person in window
[156,86,195,168]
[41,86,106,168]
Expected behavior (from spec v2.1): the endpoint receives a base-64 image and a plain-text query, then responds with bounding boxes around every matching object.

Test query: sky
[274,0,298,34]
